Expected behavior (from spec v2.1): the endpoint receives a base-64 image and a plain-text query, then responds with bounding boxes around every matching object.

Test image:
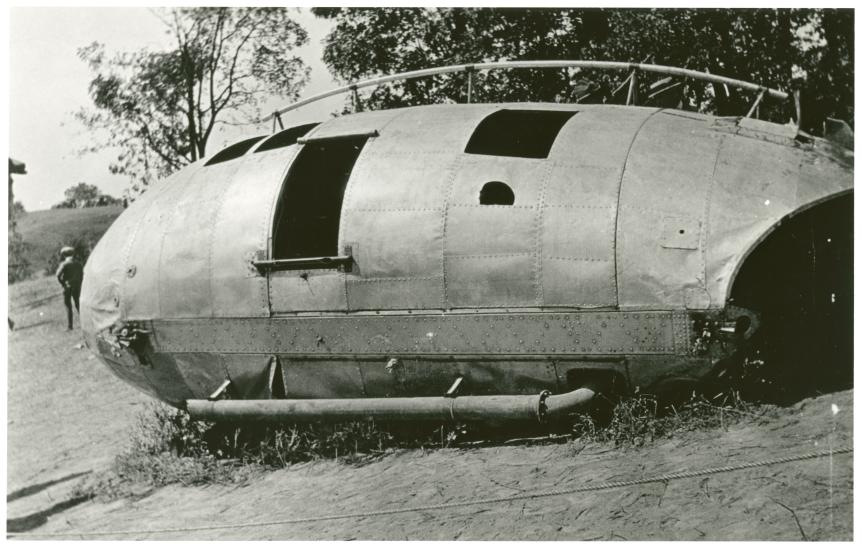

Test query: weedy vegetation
[76,385,773,501]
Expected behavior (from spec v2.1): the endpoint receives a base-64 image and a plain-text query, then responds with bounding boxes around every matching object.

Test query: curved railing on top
[263,60,791,126]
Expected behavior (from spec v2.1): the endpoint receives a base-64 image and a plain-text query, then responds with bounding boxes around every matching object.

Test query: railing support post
[351,85,362,113]
[465,65,475,104]
[626,68,638,106]
[744,88,767,119]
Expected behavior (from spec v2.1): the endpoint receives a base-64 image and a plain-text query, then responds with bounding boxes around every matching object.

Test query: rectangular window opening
[272,136,368,260]
[465,109,576,159]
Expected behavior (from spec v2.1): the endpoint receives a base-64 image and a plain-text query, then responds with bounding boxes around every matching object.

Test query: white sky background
[9,7,342,211]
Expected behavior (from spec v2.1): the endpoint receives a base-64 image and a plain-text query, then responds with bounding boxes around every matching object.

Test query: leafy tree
[77,7,310,193]
[12,201,25,216]
[53,183,121,209]
[314,8,852,134]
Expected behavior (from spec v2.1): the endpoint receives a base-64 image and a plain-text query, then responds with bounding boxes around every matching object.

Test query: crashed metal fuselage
[80,103,853,407]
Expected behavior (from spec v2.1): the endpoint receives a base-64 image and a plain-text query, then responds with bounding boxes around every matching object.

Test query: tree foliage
[77,7,310,193]
[52,182,121,209]
[314,8,852,134]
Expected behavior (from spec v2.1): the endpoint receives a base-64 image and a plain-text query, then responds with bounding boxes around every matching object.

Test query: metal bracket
[272,111,284,132]
[209,379,232,401]
[297,130,379,145]
[253,255,354,273]
[445,376,464,397]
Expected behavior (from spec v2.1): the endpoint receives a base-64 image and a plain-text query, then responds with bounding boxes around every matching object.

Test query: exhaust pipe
[186,387,595,424]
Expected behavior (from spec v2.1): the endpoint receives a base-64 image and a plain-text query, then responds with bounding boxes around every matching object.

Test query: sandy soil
[6,277,853,540]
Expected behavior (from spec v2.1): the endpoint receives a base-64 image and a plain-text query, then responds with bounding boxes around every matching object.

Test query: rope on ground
[9,445,851,538]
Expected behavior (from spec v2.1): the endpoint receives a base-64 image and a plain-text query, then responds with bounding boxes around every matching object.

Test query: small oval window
[479,181,515,205]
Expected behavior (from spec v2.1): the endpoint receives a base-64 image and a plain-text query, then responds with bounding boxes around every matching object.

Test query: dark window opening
[465,109,576,159]
[204,136,266,166]
[272,136,368,259]
[479,181,515,205]
[255,123,320,153]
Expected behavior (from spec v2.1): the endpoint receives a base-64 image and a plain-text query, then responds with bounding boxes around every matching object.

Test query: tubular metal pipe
[263,60,788,121]
[544,387,596,420]
[186,387,596,424]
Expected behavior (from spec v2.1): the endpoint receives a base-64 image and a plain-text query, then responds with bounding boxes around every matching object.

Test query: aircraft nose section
[79,223,127,348]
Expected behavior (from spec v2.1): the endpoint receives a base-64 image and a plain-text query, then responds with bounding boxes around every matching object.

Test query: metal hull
[80,102,853,407]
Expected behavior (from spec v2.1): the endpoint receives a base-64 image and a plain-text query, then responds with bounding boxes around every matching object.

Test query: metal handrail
[264,60,790,122]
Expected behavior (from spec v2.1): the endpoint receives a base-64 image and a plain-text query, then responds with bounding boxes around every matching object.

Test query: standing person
[56,246,83,330]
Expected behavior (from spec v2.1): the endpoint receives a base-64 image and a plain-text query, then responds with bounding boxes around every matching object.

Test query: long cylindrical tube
[186,387,596,424]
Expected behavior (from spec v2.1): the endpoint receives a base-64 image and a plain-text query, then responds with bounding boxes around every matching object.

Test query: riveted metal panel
[542,258,615,307]
[542,205,615,262]
[346,208,444,278]
[368,104,498,154]
[159,196,223,318]
[346,276,444,311]
[548,105,657,165]
[446,206,537,256]
[617,112,721,308]
[270,270,347,312]
[543,164,621,208]
[121,167,205,321]
[449,154,549,206]
[152,311,684,356]
[540,109,656,309]
[212,151,294,318]
[343,151,457,210]
[445,254,537,308]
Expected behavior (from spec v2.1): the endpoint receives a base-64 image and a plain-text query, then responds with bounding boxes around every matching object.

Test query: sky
[9,7,343,211]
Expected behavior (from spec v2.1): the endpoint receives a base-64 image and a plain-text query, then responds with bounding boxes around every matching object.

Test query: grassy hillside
[15,205,124,277]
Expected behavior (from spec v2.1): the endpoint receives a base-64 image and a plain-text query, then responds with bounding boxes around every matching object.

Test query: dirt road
[6,277,853,540]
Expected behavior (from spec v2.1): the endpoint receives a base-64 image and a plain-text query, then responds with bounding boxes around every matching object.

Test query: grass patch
[569,390,772,447]
[75,403,449,501]
[15,205,122,278]
[77,389,771,501]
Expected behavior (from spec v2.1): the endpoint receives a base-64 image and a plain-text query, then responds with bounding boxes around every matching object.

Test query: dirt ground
[6,277,854,540]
